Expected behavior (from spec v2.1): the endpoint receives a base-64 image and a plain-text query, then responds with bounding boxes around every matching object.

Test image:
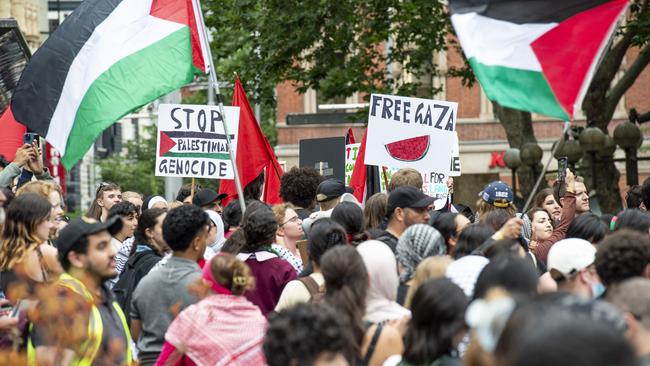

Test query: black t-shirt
[375,231,398,253]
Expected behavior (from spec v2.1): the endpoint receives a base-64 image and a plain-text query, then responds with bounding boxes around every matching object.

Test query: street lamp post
[614,121,642,186]
[520,143,543,181]
[504,148,521,199]
[579,126,606,192]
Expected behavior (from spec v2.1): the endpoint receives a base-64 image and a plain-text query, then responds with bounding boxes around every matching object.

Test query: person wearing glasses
[272,204,304,274]
[87,182,122,222]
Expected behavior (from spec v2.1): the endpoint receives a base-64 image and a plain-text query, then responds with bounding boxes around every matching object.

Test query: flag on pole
[0,107,26,161]
[11,0,209,169]
[346,128,356,145]
[449,0,629,120]
[219,76,283,206]
[349,130,381,203]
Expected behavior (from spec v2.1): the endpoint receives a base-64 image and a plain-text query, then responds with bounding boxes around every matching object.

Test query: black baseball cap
[192,189,227,207]
[55,216,123,257]
[316,179,354,202]
[386,186,435,217]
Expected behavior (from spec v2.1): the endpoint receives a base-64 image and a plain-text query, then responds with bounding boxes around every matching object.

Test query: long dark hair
[321,246,368,355]
[452,224,494,259]
[131,208,167,255]
[429,212,459,252]
[331,202,367,245]
[307,218,347,267]
[403,278,467,364]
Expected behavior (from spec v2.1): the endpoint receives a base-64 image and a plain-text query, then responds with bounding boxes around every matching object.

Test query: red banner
[45,142,66,196]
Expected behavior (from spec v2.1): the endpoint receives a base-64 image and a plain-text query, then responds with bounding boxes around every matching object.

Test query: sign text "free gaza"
[370,95,455,131]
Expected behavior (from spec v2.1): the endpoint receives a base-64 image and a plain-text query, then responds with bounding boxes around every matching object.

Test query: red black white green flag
[11,0,209,169]
[449,0,629,120]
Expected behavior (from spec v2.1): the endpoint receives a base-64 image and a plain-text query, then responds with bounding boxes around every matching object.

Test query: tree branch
[605,43,650,116]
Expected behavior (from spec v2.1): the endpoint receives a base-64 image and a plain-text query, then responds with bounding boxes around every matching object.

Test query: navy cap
[387,186,435,217]
[316,179,353,202]
[480,181,513,208]
[55,215,123,257]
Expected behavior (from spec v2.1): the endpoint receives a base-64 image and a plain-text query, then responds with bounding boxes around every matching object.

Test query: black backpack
[113,250,160,324]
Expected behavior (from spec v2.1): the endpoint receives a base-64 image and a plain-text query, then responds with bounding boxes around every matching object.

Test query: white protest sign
[345,143,361,185]
[365,94,457,175]
[155,104,240,179]
[449,132,461,177]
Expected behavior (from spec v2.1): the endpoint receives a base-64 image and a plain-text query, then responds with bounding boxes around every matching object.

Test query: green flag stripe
[469,57,569,120]
[62,27,195,167]
[163,152,231,160]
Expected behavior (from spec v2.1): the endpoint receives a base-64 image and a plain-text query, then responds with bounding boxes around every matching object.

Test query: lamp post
[579,126,606,192]
[614,121,642,186]
[504,148,521,199]
[520,142,543,178]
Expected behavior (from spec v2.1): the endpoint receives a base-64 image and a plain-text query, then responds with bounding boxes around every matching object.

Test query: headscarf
[445,255,489,298]
[205,210,226,261]
[165,257,267,366]
[357,240,411,323]
[396,224,446,282]
[144,195,167,210]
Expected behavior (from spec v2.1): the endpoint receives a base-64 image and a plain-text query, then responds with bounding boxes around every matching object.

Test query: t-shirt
[275,273,325,311]
[375,231,399,253]
[32,284,128,366]
[130,256,201,366]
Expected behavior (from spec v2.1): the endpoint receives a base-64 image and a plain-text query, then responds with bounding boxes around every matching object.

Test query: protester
[452,224,494,259]
[30,215,132,365]
[107,201,138,253]
[192,188,227,214]
[237,204,297,315]
[387,279,468,366]
[357,241,411,323]
[430,212,469,253]
[275,218,347,311]
[279,166,323,219]
[0,143,52,189]
[15,180,66,238]
[445,255,489,298]
[87,182,122,221]
[473,254,538,300]
[332,201,367,245]
[625,185,644,209]
[0,194,62,299]
[272,203,304,261]
[533,188,561,221]
[547,238,603,299]
[122,191,144,214]
[395,224,446,305]
[572,176,590,214]
[316,178,353,213]
[475,181,516,223]
[364,192,388,233]
[223,199,243,238]
[143,195,168,210]
[595,230,650,289]
[388,168,423,192]
[607,278,650,365]
[129,205,209,365]
[375,186,434,252]
[265,303,353,366]
[641,177,650,211]
[565,213,608,244]
[156,253,266,365]
[613,209,650,234]
[176,183,201,205]
[404,256,454,309]
[113,208,168,324]
[320,245,403,366]
[203,210,226,262]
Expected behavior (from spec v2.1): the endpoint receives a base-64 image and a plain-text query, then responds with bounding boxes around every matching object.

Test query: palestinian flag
[11,0,209,168]
[449,0,628,121]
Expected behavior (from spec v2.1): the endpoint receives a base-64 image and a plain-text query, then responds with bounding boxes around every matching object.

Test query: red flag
[219,77,283,205]
[349,130,368,202]
[346,128,356,144]
[0,106,26,161]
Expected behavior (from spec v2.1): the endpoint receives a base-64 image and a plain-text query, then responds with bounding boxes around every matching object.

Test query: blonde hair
[272,203,290,226]
[16,181,62,201]
[167,200,183,209]
[122,191,143,201]
[404,256,454,309]
[389,168,423,191]
[211,253,255,295]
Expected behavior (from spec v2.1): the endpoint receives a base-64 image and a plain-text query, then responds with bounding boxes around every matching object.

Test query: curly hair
[242,205,278,251]
[279,167,323,209]
[162,204,209,251]
[595,229,650,286]
[264,303,353,366]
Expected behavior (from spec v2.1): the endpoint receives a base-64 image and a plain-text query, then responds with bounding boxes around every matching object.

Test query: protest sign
[450,132,461,177]
[155,104,240,179]
[345,143,361,185]
[300,137,346,181]
[365,94,457,175]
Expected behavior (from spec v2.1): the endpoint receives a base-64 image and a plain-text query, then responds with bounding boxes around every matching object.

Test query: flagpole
[194,0,246,215]
[520,121,571,213]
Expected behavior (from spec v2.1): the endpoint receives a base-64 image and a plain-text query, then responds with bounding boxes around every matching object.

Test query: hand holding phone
[557,157,568,184]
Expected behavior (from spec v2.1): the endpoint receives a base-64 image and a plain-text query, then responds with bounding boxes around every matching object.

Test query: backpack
[113,250,160,324]
[298,276,325,303]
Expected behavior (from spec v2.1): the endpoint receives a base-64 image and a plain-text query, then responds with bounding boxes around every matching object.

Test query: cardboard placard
[155,104,240,179]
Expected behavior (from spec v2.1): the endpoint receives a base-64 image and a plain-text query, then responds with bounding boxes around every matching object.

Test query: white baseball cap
[547,238,596,281]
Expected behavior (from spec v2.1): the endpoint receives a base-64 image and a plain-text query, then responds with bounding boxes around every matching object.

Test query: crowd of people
[0,142,649,366]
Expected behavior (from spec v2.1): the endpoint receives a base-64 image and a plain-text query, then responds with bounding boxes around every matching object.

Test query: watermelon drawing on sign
[385,135,430,162]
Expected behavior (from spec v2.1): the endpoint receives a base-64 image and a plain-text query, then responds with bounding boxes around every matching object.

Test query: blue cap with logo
[479,181,513,208]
